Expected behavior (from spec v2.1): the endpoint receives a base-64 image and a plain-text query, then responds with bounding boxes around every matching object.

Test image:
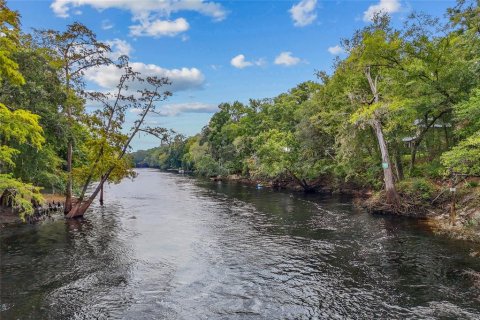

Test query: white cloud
[230,54,264,69]
[106,39,133,59]
[130,17,189,38]
[154,102,217,116]
[101,19,114,30]
[274,51,301,66]
[363,0,401,22]
[230,54,252,69]
[51,0,226,38]
[84,62,205,93]
[130,102,216,116]
[289,0,317,27]
[51,0,226,20]
[327,45,344,55]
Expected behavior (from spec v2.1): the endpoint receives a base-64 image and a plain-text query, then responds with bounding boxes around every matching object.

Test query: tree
[341,15,402,204]
[0,39,67,190]
[66,61,172,218]
[0,0,24,86]
[0,2,46,219]
[36,22,111,213]
[0,103,45,219]
[400,12,477,174]
[441,87,480,176]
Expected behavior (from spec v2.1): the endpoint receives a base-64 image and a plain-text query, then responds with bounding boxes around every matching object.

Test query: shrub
[398,178,437,201]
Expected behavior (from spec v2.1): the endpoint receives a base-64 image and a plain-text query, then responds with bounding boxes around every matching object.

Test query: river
[1,169,479,319]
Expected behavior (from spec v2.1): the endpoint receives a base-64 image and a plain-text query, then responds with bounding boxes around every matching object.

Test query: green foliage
[0,174,43,221]
[441,132,480,176]
[0,0,24,85]
[453,87,480,139]
[397,178,437,201]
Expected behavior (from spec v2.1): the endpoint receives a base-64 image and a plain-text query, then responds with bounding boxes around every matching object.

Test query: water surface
[1,169,479,319]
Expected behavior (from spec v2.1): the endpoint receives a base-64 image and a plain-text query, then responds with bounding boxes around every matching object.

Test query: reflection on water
[1,169,479,319]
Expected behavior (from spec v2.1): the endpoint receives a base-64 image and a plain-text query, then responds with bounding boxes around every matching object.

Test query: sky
[9,0,456,150]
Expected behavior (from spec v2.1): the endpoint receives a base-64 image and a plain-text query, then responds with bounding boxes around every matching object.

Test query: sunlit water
[1,169,479,319]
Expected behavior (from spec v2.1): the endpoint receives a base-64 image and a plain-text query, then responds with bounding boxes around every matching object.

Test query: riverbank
[0,193,65,225]
[214,173,480,243]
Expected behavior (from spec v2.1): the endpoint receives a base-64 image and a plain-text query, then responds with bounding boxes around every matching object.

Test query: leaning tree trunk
[372,119,400,205]
[364,66,400,206]
[66,171,110,218]
[286,169,313,192]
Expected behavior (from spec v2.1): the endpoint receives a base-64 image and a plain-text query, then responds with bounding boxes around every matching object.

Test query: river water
[1,169,479,319]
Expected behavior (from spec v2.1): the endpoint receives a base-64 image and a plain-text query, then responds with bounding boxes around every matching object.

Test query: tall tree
[400,12,477,174]
[36,22,111,213]
[0,0,45,219]
[341,15,403,204]
[66,63,172,218]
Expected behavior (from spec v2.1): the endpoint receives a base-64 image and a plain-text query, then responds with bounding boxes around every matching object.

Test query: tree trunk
[364,66,400,205]
[394,141,404,181]
[66,174,109,218]
[286,169,313,192]
[64,72,73,214]
[64,140,73,214]
[372,119,400,205]
[409,140,420,176]
[409,110,450,175]
[99,176,104,206]
[443,123,449,149]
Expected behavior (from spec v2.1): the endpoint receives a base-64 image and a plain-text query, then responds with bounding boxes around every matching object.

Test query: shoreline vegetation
[1,1,479,243]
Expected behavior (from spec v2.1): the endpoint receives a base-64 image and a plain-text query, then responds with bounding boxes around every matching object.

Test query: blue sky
[10,0,456,150]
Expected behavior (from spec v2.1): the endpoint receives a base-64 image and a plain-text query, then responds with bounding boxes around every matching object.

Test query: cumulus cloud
[106,39,133,59]
[231,54,252,69]
[289,0,317,27]
[274,52,301,66]
[130,17,189,37]
[51,0,226,20]
[363,0,401,22]
[327,45,344,55]
[230,54,264,69]
[51,0,226,38]
[84,62,205,93]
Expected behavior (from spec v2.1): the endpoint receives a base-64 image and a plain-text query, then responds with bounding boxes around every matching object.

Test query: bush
[398,178,437,201]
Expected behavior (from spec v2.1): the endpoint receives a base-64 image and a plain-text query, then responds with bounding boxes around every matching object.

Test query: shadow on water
[1,204,134,319]
[1,169,479,319]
